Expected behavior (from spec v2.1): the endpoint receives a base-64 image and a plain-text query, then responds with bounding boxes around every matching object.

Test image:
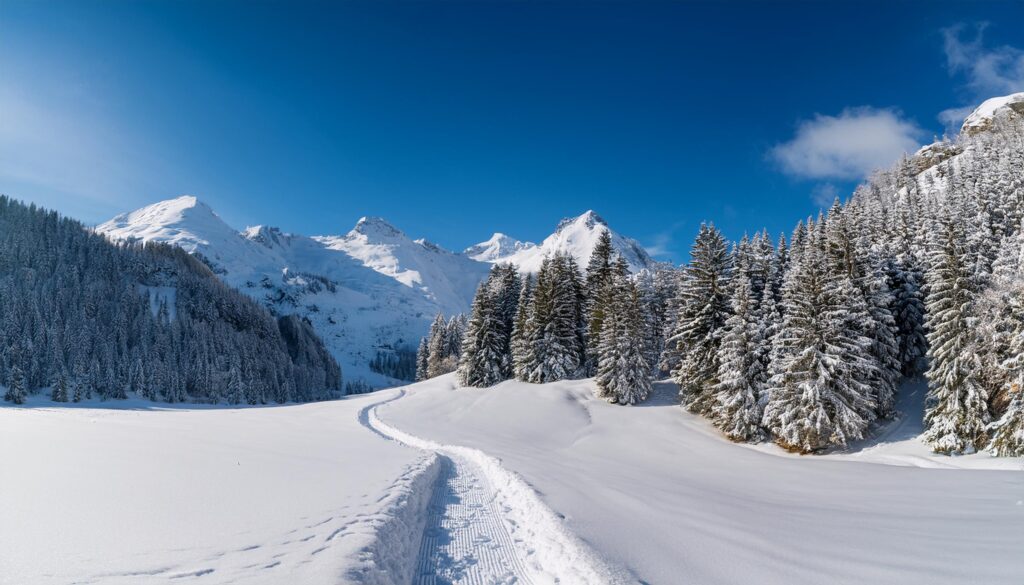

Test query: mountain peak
[351,216,405,240]
[961,92,1024,135]
[464,232,534,262]
[471,211,654,274]
[556,210,607,233]
[96,195,233,252]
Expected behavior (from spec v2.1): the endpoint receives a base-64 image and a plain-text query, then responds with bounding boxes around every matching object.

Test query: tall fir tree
[762,229,878,452]
[710,273,766,441]
[584,230,615,375]
[666,224,733,414]
[922,215,990,454]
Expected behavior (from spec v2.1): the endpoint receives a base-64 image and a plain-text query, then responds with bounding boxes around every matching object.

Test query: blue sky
[2,1,1023,262]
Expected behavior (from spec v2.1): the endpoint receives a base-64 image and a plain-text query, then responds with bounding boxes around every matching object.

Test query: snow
[0,392,433,585]
[380,375,1024,585]
[466,210,659,274]
[961,92,1024,134]
[368,387,629,584]
[5,375,1023,584]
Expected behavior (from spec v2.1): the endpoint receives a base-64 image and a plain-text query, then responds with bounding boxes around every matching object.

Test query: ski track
[363,390,629,585]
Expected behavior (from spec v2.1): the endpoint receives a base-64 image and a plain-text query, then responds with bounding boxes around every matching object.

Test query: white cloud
[770,107,925,180]
[940,23,1024,127]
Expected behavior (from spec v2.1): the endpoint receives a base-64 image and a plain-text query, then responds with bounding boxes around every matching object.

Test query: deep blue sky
[2,1,1023,262]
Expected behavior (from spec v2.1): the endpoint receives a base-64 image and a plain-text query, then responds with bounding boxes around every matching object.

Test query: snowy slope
[465,210,658,274]
[315,217,490,318]
[381,376,1024,585]
[98,197,476,388]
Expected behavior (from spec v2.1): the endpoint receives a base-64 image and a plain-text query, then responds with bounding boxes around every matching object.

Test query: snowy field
[381,376,1024,585]
[0,393,432,585]
[4,376,1023,585]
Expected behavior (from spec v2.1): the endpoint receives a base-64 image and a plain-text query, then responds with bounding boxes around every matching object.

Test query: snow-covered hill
[465,210,658,274]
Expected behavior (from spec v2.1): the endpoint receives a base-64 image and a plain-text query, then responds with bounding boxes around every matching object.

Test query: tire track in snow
[362,390,630,585]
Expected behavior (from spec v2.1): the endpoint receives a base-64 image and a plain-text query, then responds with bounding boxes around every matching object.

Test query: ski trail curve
[363,390,630,585]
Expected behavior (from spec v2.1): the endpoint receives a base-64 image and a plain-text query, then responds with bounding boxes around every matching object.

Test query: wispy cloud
[644,221,687,261]
[770,107,925,181]
[939,23,1024,128]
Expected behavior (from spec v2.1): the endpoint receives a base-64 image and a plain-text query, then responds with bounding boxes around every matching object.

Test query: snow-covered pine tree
[922,215,990,454]
[4,364,26,404]
[511,273,535,381]
[426,313,449,378]
[543,253,585,381]
[584,229,615,375]
[458,264,520,387]
[988,290,1024,456]
[415,337,429,381]
[595,257,651,404]
[710,272,765,441]
[51,370,69,402]
[667,224,732,414]
[762,228,878,452]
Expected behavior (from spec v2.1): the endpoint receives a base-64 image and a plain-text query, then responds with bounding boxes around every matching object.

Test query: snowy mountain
[960,92,1024,136]
[464,210,658,274]
[315,217,490,317]
[464,233,533,262]
[98,196,486,388]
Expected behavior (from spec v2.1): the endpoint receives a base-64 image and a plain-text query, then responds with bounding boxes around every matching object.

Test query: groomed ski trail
[363,390,629,585]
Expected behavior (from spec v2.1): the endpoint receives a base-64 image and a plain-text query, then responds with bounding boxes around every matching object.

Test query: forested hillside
[447,95,1024,457]
[0,196,341,405]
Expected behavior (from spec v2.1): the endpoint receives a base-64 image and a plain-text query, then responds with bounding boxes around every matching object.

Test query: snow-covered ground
[5,376,1023,585]
[380,376,1024,585]
[0,393,433,585]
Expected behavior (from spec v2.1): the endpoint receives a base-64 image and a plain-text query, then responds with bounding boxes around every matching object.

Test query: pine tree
[584,229,615,375]
[415,337,429,381]
[511,274,536,381]
[426,313,449,378]
[667,224,732,414]
[595,258,651,405]
[762,230,877,452]
[987,284,1024,456]
[457,265,521,387]
[710,273,765,441]
[922,216,990,454]
[4,365,26,404]
[51,371,69,402]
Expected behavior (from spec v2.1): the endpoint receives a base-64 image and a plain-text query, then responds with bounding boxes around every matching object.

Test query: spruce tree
[4,365,26,404]
[584,230,615,375]
[988,289,1024,456]
[595,258,651,405]
[667,224,732,414]
[415,337,429,381]
[511,273,535,381]
[51,371,69,403]
[922,216,990,454]
[460,268,516,389]
[711,273,765,441]
[762,230,877,452]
